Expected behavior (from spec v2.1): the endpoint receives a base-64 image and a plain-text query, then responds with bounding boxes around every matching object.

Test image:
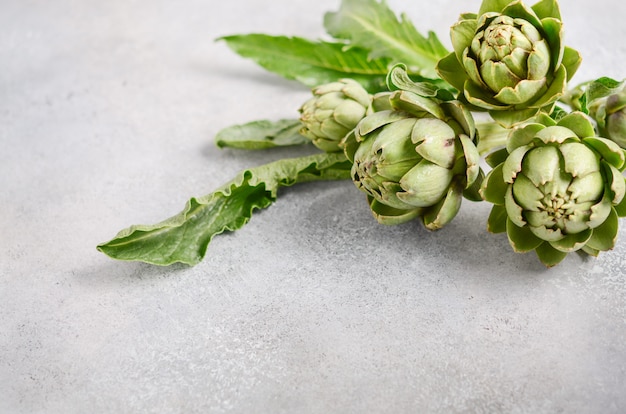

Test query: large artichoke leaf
[218,34,390,93]
[98,153,351,266]
[323,0,449,80]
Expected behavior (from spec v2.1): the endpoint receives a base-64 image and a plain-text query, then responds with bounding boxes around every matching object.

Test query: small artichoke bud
[343,86,481,230]
[480,112,626,267]
[299,79,373,152]
[587,79,626,148]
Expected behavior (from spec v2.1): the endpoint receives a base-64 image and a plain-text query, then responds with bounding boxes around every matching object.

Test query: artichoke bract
[299,78,373,152]
[480,112,626,267]
[436,0,581,127]
[342,86,481,230]
[587,79,626,149]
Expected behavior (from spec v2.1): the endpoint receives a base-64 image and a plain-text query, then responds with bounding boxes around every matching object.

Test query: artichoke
[587,78,626,148]
[299,79,373,152]
[342,86,481,230]
[436,0,582,127]
[480,112,626,266]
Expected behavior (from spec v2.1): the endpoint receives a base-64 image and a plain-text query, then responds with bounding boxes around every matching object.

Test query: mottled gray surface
[2,0,626,413]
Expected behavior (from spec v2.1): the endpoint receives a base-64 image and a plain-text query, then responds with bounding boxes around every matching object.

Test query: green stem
[476,121,510,156]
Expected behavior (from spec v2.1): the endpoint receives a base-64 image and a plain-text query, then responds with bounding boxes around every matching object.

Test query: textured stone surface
[1,0,626,413]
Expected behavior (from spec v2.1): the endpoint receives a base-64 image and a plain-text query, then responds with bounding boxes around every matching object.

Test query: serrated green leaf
[215,119,309,150]
[323,0,449,79]
[97,153,352,266]
[218,34,390,92]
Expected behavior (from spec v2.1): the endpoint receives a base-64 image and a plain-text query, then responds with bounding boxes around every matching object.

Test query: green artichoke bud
[299,79,373,152]
[343,87,481,230]
[436,0,582,127]
[587,78,626,148]
[480,112,626,267]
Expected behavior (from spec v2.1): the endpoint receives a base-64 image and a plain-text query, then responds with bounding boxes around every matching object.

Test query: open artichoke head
[436,0,582,127]
[480,112,626,266]
[342,89,481,230]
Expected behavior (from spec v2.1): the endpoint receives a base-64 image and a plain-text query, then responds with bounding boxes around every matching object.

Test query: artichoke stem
[476,121,511,155]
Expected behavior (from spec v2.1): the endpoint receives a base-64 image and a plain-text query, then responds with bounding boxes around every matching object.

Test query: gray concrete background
[2,0,626,413]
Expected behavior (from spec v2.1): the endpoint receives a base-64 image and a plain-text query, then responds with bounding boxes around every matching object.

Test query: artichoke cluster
[293,0,626,266]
